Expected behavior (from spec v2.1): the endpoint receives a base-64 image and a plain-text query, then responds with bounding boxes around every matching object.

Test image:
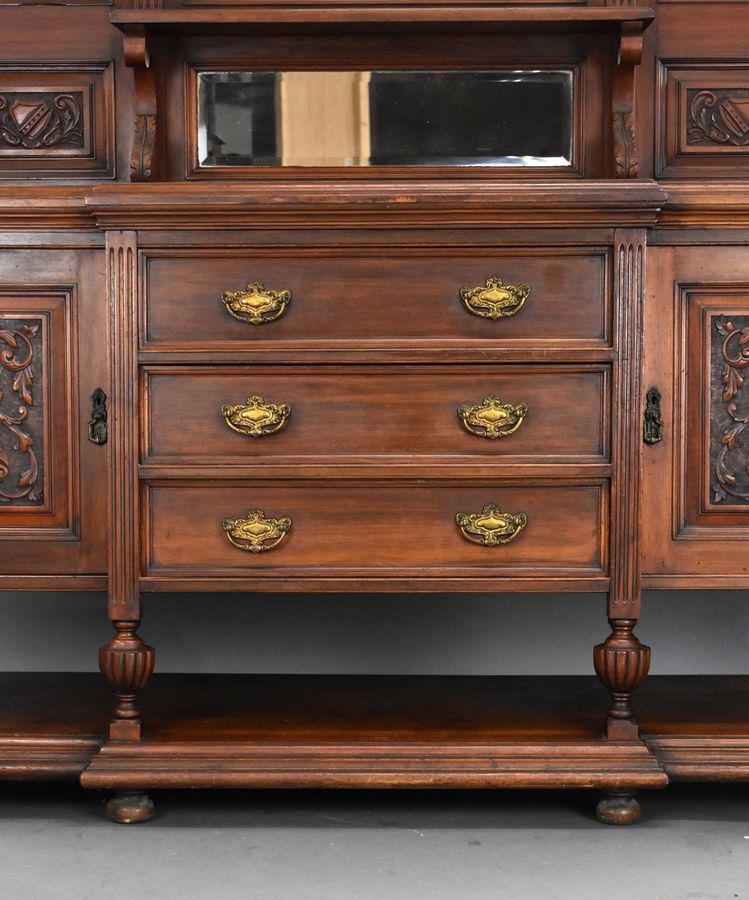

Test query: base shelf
[1,674,749,787]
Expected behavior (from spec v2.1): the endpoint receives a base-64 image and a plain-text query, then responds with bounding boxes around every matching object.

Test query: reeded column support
[99,619,155,742]
[594,618,651,741]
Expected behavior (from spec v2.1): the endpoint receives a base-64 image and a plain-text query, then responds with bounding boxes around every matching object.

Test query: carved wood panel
[0,317,44,506]
[0,93,84,151]
[0,65,114,178]
[711,315,749,505]
[0,292,66,538]
[0,253,109,583]
[641,249,749,587]
[678,288,749,535]
[687,90,749,148]
[657,61,749,178]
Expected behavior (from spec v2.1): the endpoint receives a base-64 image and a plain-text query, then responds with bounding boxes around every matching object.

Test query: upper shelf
[111,6,656,35]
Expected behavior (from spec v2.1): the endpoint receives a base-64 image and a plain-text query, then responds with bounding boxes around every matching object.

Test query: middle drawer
[141,365,609,464]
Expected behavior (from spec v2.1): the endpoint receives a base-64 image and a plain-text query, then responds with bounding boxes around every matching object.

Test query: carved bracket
[123,29,157,181]
[612,22,643,178]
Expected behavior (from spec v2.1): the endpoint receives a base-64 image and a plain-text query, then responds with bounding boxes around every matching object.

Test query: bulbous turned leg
[99,619,155,741]
[594,618,650,741]
[596,792,641,826]
[107,790,155,824]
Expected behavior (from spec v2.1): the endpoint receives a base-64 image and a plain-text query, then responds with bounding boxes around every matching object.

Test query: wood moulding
[659,182,749,227]
[0,737,103,781]
[81,740,667,791]
[110,7,656,35]
[85,181,667,229]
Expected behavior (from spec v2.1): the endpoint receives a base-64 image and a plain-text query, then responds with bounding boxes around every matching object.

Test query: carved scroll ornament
[688,90,749,148]
[0,321,43,504]
[0,92,83,150]
[713,318,749,504]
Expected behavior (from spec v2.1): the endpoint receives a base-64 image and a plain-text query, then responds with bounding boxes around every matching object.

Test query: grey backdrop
[0,590,745,673]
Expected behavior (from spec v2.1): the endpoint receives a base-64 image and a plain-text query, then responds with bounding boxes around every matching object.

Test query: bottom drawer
[143,481,608,579]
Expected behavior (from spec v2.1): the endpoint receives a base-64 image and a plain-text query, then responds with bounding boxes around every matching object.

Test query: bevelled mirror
[197,70,574,168]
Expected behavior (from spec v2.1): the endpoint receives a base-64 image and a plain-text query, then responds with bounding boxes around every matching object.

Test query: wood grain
[141,364,610,465]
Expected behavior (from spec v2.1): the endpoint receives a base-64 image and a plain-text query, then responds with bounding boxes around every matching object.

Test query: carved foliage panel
[657,61,749,178]
[679,288,749,536]
[711,315,749,506]
[0,290,76,538]
[0,64,114,177]
[0,317,44,506]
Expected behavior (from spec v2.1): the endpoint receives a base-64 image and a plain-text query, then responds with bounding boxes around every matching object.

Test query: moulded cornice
[84,181,667,230]
[658,182,749,228]
[0,188,95,231]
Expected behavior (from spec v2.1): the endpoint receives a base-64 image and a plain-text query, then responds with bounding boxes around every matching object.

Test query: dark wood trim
[111,7,656,35]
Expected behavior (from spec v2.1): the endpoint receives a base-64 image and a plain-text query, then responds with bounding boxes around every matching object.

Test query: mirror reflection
[198,70,573,168]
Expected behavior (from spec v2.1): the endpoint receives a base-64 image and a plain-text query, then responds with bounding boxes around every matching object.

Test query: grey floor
[0,784,747,899]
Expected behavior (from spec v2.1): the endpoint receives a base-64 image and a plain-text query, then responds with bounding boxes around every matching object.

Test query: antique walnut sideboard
[2,0,749,826]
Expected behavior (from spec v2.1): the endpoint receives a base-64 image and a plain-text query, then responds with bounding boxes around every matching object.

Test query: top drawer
[141,248,611,355]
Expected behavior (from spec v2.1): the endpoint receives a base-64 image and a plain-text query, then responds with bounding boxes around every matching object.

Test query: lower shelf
[81,740,665,791]
[2,674,749,787]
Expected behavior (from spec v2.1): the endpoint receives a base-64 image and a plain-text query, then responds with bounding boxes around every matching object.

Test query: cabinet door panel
[642,245,749,586]
[0,249,107,581]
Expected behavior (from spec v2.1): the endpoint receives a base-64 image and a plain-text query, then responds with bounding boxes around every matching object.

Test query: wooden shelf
[2,674,749,788]
[111,6,655,35]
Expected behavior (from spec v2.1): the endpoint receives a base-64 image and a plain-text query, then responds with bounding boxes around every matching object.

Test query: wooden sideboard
[2,0,749,825]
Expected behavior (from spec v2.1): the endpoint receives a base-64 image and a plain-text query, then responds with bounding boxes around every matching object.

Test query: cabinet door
[642,245,749,588]
[0,248,107,586]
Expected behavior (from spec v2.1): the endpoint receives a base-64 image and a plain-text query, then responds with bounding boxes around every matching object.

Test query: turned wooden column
[99,620,155,741]
[103,230,154,823]
[594,231,652,825]
[594,618,650,741]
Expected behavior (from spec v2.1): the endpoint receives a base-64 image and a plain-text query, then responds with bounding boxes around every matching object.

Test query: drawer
[142,249,610,352]
[142,365,609,464]
[143,481,607,578]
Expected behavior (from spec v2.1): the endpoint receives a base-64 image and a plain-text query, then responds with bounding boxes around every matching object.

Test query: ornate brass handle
[460,277,530,320]
[221,395,291,438]
[222,508,292,553]
[457,396,528,440]
[456,503,527,546]
[220,281,291,325]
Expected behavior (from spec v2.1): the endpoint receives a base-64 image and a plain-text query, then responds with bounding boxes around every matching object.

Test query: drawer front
[143,481,607,577]
[142,365,609,464]
[142,250,610,351]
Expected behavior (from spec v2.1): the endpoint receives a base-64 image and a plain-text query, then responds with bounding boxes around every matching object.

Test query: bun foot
[106,790,155,824]
[596,792,641,825]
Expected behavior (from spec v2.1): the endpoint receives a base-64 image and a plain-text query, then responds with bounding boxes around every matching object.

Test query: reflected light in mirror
[197,69,573,168]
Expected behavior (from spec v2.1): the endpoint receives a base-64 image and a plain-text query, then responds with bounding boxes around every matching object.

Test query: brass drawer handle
[220,281,291,325]
[456,503,527,546]
[460,277,530,320]
[222,508,292,553]
[221,395,292,438]
[458,396,528,440]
